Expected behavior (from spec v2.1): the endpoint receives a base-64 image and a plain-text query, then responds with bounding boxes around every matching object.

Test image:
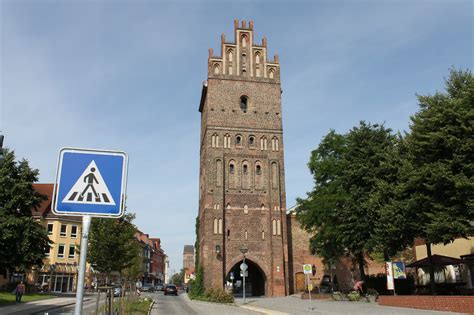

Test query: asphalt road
[148,291,198,315]
[31,296,103,315]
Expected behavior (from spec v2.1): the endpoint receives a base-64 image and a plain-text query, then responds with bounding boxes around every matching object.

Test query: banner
[385,262,394,290]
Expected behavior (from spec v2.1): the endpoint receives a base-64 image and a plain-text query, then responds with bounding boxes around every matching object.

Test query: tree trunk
[426,243,436,295]
[356,253,366,281]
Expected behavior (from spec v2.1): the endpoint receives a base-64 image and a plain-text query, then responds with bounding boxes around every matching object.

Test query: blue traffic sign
[53,148,128,217]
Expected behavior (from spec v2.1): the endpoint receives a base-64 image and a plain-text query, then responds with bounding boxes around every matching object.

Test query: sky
[1,0,472,274]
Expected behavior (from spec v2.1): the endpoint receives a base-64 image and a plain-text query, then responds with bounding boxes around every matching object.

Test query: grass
[99,296,152,314]
[0,292,54,305]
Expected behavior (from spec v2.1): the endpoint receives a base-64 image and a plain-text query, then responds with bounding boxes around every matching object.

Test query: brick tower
[198,20,288,296]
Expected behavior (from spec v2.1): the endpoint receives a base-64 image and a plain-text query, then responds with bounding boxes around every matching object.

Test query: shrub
[203,288,234,303]
[347,291,360,301]
[331,291,344,301]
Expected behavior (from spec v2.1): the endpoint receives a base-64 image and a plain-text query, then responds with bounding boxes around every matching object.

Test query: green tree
[171,269,184,286]
[297,123,411,280]
[88,213,140,281]
[406,68,474,294]
[0,149,50,273]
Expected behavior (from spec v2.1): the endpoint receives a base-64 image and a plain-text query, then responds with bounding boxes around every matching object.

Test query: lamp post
[240,245,248,304]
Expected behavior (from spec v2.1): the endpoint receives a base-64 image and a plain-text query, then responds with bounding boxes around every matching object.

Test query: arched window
[269,68,275,79]
[261,204,265,210]
[242,53,247,64]
[272,137,279,151]
[224,134,231,148]
[242,161,249,189]
[245,230,248,240]
[213,218,218,234]
[255,52,260,64]
[214,63,220,74]
[255,161,263,189]
[229,160,236,188]
[218,218,223,234]
[262,230,265,240]
[240,96,248,111]
[216,159,222,187]
[228,49,233,62]
[243,164,248,174]
[249,136,255,146]
[229,163,235,174]
[272,219,277,235]
[211,133,219,148]
[260,137,267,150]
[277,219,281,235]
[243,204,248,214]
[236,135,242,146]
[227,229,230,238]
[241,34,247,47]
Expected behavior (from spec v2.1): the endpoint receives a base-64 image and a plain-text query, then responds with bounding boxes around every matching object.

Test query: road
[32,296,103,315]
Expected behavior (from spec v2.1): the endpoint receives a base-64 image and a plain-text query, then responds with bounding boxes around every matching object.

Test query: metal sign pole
[307,273,312,311]
[74,215,91,315]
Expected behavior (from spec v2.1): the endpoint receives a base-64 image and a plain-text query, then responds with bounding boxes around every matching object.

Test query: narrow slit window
[240,96,248,111]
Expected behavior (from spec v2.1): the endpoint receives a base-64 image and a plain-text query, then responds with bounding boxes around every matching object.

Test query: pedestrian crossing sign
[53,148,128,217]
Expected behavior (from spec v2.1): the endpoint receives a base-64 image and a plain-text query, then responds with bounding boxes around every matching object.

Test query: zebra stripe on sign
[62,160,116,206]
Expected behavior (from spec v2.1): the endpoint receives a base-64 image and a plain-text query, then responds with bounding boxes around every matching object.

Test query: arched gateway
[227,259,266,297]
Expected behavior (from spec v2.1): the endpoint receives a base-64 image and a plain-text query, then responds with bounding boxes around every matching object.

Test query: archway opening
[226,259,266,297]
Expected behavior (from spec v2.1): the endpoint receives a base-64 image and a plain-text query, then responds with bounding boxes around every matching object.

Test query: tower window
[243,164,248,174]
[229,164,235,174]
[228,49,233,62]
[256,165,262,175]
[244,204,248,214]
[255,52,261,64]
[249,136,255,146]
[240,96,248,111]
[236,136,242,145]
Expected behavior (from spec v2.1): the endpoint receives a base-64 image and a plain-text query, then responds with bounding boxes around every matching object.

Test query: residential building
[183,245,195,284]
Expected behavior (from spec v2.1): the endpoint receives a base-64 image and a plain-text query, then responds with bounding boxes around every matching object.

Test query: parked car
[155,284,164,291]
[141,284,155,292]
[113,286,122,297]
[164,284,178,296]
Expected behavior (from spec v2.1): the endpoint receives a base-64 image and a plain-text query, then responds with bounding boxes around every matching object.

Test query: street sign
[240,271,248,277]
[53,148,128,217]
[392,262,406,279]
[240,262,248,271]
[230,272,234,280]
[303,264,312,275]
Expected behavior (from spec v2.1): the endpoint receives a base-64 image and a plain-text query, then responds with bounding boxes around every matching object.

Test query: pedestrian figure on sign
[80,167,99,198]
[15,281,25,303]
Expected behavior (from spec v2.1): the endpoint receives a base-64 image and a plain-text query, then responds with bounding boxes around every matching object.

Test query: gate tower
[198,20,288,296]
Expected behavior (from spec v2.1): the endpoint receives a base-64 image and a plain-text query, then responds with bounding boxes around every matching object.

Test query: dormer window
[240,96,248,111]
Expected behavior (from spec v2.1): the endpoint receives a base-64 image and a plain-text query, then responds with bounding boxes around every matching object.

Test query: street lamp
[240,245,248,304]
[215,245,221,257]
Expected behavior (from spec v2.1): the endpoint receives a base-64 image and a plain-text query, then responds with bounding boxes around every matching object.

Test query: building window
[269,68,275,79]
[69,245,75,259]
[262,230,265,240]
[216,159,222,187]
[227,229,230,238]
[277,219,282,235]
[60,224,67,237]
[243,164,248,174]
[240,96,248,111]
[272,137,279,151]
[57,244,65,258]
[241,34,247,47]
[47,223,53,235]
[272,220,277,235]
[213,219,218,234]
[218,218,223,234]
[228,49,233,62]
[245,230,248,240]
[256,165,262,175]
[212,133,219,148]
[242,53,247,64]
[272,162,278,188]
[45,246,51,258]
[255,52,260,64]
[214,63,220,74]
[249,136,255,146]
[244,204,248,214]
[224,134,231,148]
[229,164,235,174]
[235,135,242,146]
[261,204,265,210]
[71,225,77,238]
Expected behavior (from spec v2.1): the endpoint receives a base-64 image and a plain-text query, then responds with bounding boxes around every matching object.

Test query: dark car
[164,284,178,296]
[141,284,155,292]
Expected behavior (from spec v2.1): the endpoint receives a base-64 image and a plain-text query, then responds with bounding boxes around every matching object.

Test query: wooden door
[295,272,305,292]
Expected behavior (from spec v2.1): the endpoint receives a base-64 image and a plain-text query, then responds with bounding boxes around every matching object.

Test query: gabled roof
[32,183,54,217]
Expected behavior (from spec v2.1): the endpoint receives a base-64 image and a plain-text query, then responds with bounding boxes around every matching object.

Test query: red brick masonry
[378,295,474,314]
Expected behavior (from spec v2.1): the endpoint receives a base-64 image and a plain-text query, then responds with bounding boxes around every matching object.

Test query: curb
[148,300,155,315]
[239,304,289,315]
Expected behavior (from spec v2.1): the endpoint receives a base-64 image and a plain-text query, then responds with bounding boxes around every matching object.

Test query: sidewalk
[234,295,462,315]
[0,296,90,315]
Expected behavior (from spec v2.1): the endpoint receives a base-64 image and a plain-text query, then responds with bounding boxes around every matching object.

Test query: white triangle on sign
[62,160,116,206]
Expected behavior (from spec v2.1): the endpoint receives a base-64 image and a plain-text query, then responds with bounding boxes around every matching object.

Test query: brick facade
[378,295,474,313]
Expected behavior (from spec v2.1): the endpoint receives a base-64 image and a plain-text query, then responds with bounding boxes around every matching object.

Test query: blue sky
[1,0,472,274]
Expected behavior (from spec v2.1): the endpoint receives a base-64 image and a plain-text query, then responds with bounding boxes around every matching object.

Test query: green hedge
[189,287,234,304]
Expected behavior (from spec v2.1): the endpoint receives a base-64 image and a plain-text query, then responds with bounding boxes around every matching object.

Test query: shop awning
[406,254,465,268]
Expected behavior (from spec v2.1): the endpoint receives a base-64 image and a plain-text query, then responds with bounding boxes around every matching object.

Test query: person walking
[16,281,26,303]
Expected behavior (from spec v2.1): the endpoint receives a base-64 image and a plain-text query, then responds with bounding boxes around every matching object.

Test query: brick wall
[378,295,474,313]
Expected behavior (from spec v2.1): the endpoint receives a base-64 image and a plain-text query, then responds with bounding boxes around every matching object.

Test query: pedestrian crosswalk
[67,191,112,203]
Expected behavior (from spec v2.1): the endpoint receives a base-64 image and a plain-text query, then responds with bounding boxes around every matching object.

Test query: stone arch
[226,255,268,297]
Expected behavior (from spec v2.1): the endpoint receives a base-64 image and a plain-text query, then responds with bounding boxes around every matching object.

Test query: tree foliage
[406,68,473,244]
[88,213,141,275]
[0,149,50,273]
[297,123,413,279]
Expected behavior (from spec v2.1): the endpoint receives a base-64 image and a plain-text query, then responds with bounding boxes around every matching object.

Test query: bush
[347,291,360,301]
[203,288,234,303]
[331,292,344,301]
